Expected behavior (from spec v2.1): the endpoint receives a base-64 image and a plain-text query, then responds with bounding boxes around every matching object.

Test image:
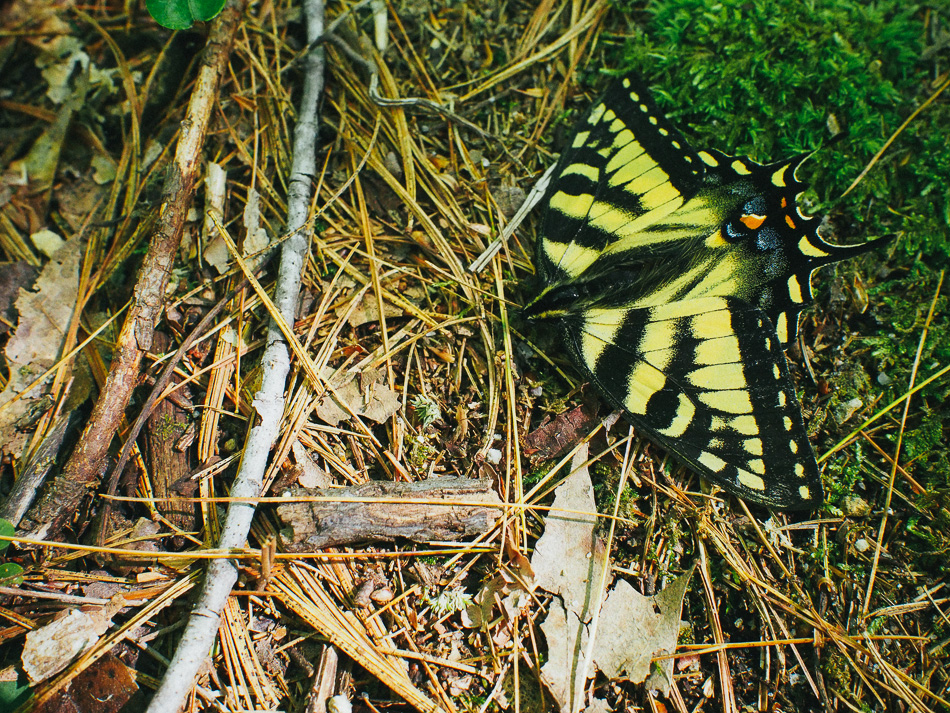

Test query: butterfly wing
[561,296,822,508]
[535,75,711,286]
[695,149,888,348]
[527,73,885,509]
[533,76,883,344]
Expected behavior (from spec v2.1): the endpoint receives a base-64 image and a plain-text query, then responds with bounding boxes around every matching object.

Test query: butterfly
[523,74,885,509]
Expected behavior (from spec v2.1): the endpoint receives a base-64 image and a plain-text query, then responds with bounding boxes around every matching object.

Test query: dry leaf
[340,290,405,328]
[592,566,694,697]
[10,57,89,195]
[464,576,503,629]
[540,601,589,713]
[492,184,526,219]
[584,697,611,713]
[0,262,38,336]
[21,595,125,683]
[524,404,601,462]
[202,161,230,274]
[291,441,332,489]
[532,445,607,623]
[314,368,400,426]
[532,444,694,706]
[242,186,270,268]
[0,237,81,458]
[55,172,109,232]
[504,537,535,587]
[533,445,605,712]
[36,652,138,713]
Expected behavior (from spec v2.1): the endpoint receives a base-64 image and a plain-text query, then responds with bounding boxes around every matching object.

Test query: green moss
[820,649,853,691]
[609,0,948,259]
[859,266,950,495]
[407,433,438,469]
[903,413,948,477]
[522,461,549,490]
[822,440,869,505]
[157,413,187,440]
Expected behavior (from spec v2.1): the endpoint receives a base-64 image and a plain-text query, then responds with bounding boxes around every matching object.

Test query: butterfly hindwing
[695,149,887,348]
[527,73,885,509]
[560,296,822,508]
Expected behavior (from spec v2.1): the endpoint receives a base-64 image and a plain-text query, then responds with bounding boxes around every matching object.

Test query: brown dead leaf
[55,173,107,233]
[523,404,601,462]
[532,445,607,623]
[583,697,611,713]
[0,262,38,335]
[533,444,694,705]
[504,536,535,587]
[340,290,405,328]
[242,186,270,265]
[540,600,589,713]
[0,236,80,458]
[533,445,605,713]
[314,367,400,426]
[464,576,503,629]
[33,652,138,713]
[464,551,534,635]
[492,184,526,219]
[21,594,125,683]
[591,566,694,697]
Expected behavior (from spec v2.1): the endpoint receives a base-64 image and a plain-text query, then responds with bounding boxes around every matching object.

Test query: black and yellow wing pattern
[524,75,883,509]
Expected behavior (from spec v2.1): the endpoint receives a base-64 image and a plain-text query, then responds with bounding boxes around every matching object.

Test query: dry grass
[0,0,947,712]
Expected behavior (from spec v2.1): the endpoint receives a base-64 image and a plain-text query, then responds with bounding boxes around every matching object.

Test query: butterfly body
[525,75,884,509]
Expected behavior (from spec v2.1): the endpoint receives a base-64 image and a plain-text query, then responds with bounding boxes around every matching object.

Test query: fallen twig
[277,477,502,551]
[19,0,248,540]
[90,283,242,549]
[144,0,326,709]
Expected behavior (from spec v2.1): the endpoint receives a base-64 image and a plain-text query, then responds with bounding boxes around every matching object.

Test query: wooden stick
[278,477,502,551]
[20,0,247,539]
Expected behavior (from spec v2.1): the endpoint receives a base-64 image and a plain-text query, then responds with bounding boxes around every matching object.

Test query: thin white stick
[468,162,557,273]
[144,1,325,710]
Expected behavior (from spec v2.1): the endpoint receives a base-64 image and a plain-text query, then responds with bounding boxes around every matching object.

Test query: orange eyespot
[740,214,766,230]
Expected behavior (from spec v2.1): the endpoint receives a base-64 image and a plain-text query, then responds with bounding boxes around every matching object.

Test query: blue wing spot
[756,227,780,251]
[744,197,767,213]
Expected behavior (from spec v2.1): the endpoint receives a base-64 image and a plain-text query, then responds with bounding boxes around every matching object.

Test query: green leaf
[0,562,24,586]
[0,676,32,709]
[0,519,12,552]
[145,0,227,30]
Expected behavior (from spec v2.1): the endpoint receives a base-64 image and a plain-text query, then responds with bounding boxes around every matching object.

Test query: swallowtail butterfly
[524,75,884,509]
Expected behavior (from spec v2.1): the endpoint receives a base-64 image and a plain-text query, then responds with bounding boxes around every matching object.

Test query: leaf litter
[0,237,80,459]
[532,444,693,711]
[0,0,944,711]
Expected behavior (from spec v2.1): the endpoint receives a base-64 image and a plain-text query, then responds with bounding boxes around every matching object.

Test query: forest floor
[0,0,949,712]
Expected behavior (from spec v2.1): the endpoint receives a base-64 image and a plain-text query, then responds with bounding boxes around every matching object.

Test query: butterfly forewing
[537,76,708,285]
